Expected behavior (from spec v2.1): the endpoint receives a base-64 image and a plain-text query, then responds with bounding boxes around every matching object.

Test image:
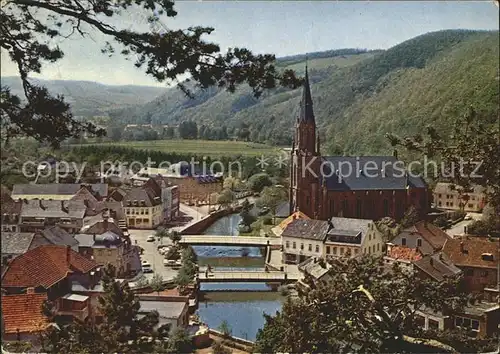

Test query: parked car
[164,259,176,267]
[146,235,155,242]
[141,260,151,267]
[464,215,473,220]
[258,207,270,216]
[142,265,153,274]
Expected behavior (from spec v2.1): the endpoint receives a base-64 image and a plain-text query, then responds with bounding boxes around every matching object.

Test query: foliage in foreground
[254,256,494,353]
[1,0,301,147]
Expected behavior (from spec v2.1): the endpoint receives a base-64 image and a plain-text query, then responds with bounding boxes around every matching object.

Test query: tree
[218,320,232,338]
[163,327,193,354]
[155,227,169,245]
[254,256,484,353]
[1,0,301,148]
[433,215,451,229]
[107,125,123,142]
[387,107,500,214]
[164,126,175,139]
[256,186,287,224]
[400,206,420,228]
[217,189,235,209]
[150,273,164,295]
[239,199,256,228]
[169,230,182,244]
[247,173,273,193]
[211,340,232,354]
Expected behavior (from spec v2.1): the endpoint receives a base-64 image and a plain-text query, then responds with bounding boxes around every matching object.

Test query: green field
[80,139,281,157]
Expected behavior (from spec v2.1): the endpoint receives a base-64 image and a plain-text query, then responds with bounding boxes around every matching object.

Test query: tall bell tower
[290,65,320,217]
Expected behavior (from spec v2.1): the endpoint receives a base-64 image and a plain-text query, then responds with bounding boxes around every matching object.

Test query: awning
[62,293,89,302]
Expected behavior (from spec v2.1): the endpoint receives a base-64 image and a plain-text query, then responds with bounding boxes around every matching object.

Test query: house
[122,186,163,229]
[383,244,422,273]
[282,219,329,264]
[433,182,486,212]
[442,236,499,293]
[11,183,108,201]
[131,164,223,204]
[289,67,429,221]
[1,245,100,323]
[412,253,462,282]
[271,211,310,237]
[415,301,499,339]
[1,226,78,267]
[325,217,385,259]
[390,221,451,255]
[18,199,87,233]
[138,299,189,332]
[297,257,332,292]
[1,290,49,342]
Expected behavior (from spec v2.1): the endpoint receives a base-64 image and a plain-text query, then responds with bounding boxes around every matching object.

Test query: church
[289,67,430,221]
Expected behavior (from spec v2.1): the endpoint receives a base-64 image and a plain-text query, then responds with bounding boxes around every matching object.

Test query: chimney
[66,245,71,265]
[26,287,35,294]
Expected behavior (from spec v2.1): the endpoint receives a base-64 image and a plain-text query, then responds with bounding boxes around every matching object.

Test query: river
[193,213,285,341]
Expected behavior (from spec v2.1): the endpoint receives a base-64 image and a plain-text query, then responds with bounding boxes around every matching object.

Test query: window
[126,210,130,215]
[340,248,344,255]
[383,199,389,215]
[107,250,112,256]
[140,209,144,215]
[308,244,312,252]
[315,245,320,253]
[342,200,348,214]
[468,204,473,208]
[377,244,380,252]
[354,249,359,254]
[333,247,337,255]
[438,194,442,198]
[292,242,296,249]
[369,233,372,241]
[482,270,488,277]
[306,196,310,205]
[145,209,149,215]
[286,241,290,248]
[356,199,362,218]
[417,238,422,247]
[401,238,407,246]
[465,269,474,276]
[428,319,439,330]
[326,246,331,254]
[455,316,480,333]
[329,200,335,215]
[300,243,304,250]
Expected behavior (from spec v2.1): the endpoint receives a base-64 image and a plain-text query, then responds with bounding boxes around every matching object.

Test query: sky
[1,1,498,87]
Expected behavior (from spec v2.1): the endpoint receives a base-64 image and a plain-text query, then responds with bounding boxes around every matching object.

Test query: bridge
[198,270,299,283]
[179,235,281,247]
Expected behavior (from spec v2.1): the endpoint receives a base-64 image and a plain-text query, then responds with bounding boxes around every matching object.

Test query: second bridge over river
[179,235,282,247]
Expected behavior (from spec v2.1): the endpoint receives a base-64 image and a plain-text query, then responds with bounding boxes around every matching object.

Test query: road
[128,229,178,282]
[446,212,483,238]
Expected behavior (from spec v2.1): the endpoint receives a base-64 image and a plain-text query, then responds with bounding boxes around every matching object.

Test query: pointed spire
[299,64,315,125]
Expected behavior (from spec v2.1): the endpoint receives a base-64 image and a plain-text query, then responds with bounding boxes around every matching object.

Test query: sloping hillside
[0,77,166,117]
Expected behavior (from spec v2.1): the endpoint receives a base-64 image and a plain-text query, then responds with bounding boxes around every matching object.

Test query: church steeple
[299,65,315,125]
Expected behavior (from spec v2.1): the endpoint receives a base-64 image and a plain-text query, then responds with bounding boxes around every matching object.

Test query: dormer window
[481,253,494,261]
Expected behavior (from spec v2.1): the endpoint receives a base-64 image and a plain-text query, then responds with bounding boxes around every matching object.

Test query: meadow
[78,139,281,158]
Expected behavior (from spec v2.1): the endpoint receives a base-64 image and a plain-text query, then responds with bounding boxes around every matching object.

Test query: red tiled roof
[1,293,49,334]
[387,245,422,261]
[2,245,99,288]
[443,237,499,269]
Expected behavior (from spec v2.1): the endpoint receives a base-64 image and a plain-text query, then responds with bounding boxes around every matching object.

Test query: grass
[76,139,280,158]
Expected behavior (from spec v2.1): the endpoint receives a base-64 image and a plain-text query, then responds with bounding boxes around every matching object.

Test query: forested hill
[0,77,166,117]
[108,29,498,154]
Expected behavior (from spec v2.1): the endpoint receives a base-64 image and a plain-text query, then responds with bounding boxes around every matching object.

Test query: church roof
[320,156,427,191]
[298,67,315,124]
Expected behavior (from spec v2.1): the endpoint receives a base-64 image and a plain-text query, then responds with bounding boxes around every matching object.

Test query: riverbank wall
[181,206,243,235]
[208,329,255,352]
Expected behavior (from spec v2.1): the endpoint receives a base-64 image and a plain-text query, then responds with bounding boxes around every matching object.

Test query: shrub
[262,216,273,225]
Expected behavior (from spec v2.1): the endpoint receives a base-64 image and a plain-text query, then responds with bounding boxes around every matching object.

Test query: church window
[356,199,362,218]
[383,199,389,215]
[342,200,348,213]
